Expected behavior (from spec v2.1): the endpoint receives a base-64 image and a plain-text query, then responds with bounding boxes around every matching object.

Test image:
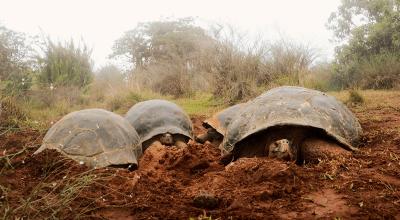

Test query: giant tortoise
[125,99,193,150]
[221,86,363,165]
[34,109,142,169]
[195,103,244,146]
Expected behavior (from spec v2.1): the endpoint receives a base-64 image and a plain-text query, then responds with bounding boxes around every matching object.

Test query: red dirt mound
[1,104,400,219]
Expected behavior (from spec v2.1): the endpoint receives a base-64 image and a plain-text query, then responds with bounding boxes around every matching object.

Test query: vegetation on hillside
[37,39,93,89]
[0,0,399,127]
[328,0,400,89]
[1,1,400,219]
[0,25,34,96]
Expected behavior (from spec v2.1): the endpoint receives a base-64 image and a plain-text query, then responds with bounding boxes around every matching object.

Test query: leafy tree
[94,64,124,87]
[0,25,33,96]
[96,64,123,81]
[111,17,214,69]
[268,39,317,85]
[328,0,400,89]
[37,39,93,88]
[111,18,217,97]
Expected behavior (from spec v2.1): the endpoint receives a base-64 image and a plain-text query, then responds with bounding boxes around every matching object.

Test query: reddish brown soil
[1,107,400,219]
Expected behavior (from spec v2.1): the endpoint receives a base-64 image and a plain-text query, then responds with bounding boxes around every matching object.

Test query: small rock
[190,160,210,174]
[258,190,273,201]
[258,188,285,200]
[192,193,219,209]
[284,186,293,194]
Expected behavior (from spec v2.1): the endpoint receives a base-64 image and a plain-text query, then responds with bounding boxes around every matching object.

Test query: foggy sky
[0,0,341,69]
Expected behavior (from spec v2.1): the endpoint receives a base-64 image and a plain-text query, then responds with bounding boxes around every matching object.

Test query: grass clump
[0,97,28,132]
[347,90,364,105]
[106,90,147,114]
[173,93,223,116]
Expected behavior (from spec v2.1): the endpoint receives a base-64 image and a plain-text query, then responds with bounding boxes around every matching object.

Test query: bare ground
[1,97,400,219]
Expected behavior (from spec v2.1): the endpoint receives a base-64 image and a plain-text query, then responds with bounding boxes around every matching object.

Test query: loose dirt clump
[1,95,400,219]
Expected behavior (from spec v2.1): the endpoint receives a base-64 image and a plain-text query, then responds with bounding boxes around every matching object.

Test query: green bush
[347,90,364,105]
[106,91,144,112]
[328,0,400,90]
[37,39,93,89]
[0,97,28,130]
[0,25,33,96]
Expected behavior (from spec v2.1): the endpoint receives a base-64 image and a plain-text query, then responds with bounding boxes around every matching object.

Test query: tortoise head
[159,133,174,146]
[195,128,224,145]
[267,139,293,160]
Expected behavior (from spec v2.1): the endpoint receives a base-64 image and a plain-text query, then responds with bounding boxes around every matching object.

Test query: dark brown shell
[125,99,193,143]
[203,103,245,136]
[221,86,363,154]
[34,109,142,168]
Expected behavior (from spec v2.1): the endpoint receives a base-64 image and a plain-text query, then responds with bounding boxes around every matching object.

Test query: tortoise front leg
[195,128,223,146]
[292,137,305,165]
[220,152,234,165]
[149,139,163,148]
[195,133,209,144]
[301,138,351,164]
[142,138,164,152]
[174,135,188,148]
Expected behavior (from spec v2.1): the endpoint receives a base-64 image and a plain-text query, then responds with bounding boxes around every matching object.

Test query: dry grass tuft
[0,97,28,132]
[347,90,364,106]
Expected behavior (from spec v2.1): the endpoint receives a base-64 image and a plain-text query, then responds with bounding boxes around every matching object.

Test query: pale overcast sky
[0,0,340,69]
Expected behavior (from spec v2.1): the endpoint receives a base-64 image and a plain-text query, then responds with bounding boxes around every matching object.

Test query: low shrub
[347,90,364,105]
[0,97,28,130]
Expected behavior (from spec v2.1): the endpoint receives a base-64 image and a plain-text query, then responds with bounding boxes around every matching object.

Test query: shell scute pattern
[221,86,363,154]
[35,109,142,168]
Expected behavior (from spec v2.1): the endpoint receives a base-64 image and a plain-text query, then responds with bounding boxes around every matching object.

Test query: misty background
[1,0,399,123]
[1,0,340,69]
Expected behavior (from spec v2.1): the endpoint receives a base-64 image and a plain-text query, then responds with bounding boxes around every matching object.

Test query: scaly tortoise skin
[34,109,142,169]
[125,99,193,150]
[196,103,244,146]
[221,86,363,164]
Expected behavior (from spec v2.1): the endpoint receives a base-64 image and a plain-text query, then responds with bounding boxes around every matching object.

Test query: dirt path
[1,104,399,219]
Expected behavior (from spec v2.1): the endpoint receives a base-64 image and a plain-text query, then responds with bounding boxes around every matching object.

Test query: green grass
[109,90,222,116]
[13,88,400,130]
[329,90,400,108]
[13,91,223,131]
[172,93,224,116]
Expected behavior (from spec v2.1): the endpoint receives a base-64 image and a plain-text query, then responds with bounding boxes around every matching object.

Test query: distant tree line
[1,0,399,105]
[0,25,33,96]
[0,25,93,98]
[110,18,318,103]
[328,0,400,89]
